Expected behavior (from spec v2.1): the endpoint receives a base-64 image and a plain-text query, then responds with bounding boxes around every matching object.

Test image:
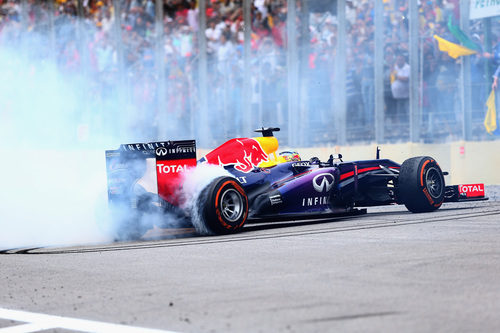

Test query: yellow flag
[485,89,497,134]
[433,35,477,59]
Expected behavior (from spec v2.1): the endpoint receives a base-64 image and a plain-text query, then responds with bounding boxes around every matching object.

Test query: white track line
[0,323,56,333]
[0,308,178,333]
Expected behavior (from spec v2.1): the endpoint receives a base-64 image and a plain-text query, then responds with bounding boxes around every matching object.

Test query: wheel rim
[220,188,244,223]
[425,167,443,199]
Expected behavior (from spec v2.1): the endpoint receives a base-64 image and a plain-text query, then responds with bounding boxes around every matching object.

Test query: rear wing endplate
[105,140,197,206]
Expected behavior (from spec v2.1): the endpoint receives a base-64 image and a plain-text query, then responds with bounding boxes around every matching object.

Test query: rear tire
[398,156,445,213]
[192,177,248,235]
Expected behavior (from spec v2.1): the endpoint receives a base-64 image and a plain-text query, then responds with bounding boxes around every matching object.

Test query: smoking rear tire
[398,156,445,213]
[193,177,248,235]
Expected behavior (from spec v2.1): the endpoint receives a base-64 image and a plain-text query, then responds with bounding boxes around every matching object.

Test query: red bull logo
[203,138,269,173]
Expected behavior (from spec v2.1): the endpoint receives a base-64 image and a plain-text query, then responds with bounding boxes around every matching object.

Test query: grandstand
[0,0,498,147]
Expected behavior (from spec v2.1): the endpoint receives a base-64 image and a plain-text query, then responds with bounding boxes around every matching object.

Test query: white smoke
[0,3,283,248]
[0,37,117,248]
[0,150,111,248]
[0,33,233,248]
[0,11,148,248]
[181,164,233,235]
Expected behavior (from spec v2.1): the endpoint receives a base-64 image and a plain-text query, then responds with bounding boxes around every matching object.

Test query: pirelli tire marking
[399,156,445,213]
[195,177,249,235]
[215,180,248,230]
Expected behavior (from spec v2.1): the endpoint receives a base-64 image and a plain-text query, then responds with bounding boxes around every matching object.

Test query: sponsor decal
[156,164,189,174]
[269,194,282,206]
[122,141,196,153]
[312,173,335,193]
[125,142,168,151]
[292,161,310,167]
[156,158,197,205]
[156,147,168,156]
[155,146,195,156]
[203,138,269,173]
[236,176,247,184]
[302,196,329,207]
[126,143,157,151]
[459,184,485,198]
[155,141,197,161]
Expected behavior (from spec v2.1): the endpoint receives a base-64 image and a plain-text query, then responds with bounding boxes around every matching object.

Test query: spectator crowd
[0,0,497,145]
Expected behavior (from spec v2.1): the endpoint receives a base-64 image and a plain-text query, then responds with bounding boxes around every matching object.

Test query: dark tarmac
[1,199,500,332]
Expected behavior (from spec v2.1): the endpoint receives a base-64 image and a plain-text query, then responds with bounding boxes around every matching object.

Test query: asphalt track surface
[1,200,500,332]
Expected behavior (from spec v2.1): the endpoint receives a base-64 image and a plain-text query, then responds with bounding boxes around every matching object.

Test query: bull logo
[313,173,334,193]
[203,138,269,173]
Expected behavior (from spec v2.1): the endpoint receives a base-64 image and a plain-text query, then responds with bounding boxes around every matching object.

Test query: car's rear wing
[105,140,197,207]
[444,183,488,202]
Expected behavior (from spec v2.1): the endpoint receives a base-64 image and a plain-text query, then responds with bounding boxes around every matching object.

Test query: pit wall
[197,140,500,185]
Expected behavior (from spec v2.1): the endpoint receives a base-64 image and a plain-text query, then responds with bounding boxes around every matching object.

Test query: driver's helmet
[278,150,301,163]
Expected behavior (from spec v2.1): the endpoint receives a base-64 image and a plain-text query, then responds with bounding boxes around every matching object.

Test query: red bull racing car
[105,128,487,239]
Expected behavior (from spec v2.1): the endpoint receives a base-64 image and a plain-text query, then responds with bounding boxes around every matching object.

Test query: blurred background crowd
[0,0,499,147]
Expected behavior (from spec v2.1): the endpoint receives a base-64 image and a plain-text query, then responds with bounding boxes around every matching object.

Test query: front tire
[192,177,248,235]
[398,156,445,213]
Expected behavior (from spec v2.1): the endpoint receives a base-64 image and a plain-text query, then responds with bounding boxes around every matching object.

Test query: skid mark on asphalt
[0,308,177,333]
[2,203,499,255]
[304,311,401,322]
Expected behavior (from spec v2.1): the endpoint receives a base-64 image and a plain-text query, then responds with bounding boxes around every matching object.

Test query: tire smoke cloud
[0,39,119,248]
[0,7,170,249]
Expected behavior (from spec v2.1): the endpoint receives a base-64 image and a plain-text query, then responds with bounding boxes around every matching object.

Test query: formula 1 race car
[105,128,487,239]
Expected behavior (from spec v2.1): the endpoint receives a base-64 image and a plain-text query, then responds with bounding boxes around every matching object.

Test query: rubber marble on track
[1,200,500,332]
